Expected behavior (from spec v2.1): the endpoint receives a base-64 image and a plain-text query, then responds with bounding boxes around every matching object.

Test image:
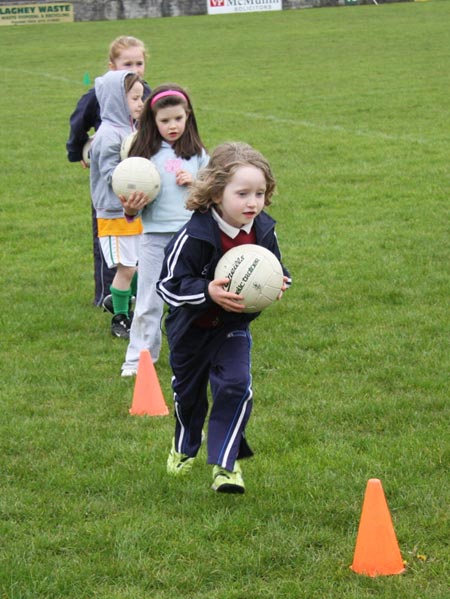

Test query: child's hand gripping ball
[112,156,161,201]
[214,244,284,313]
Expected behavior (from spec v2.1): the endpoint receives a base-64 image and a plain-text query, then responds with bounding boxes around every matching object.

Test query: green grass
[1,1,449,597]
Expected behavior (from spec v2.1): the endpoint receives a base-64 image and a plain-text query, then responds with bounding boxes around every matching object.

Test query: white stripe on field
[0,66,85,85]
[0,66,432,146]
[201,107,431,146]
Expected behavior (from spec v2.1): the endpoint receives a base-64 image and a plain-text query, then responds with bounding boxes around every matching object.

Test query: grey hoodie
[90,70,136,219]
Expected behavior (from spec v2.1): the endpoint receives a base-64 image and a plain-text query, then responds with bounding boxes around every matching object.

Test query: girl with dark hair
[121,84,209,376]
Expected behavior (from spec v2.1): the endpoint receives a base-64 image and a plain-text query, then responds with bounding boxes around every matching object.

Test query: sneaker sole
[112,331,130,339]
[211,482,245,494]
[121,369,137,377]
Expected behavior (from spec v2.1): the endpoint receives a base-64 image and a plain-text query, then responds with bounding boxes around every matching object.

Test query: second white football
[112,157,161,201]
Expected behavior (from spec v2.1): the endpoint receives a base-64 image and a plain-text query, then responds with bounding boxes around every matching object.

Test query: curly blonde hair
[186,142,276,212]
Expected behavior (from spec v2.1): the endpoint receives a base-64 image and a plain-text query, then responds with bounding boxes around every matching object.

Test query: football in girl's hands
[112,156,161,201]
[214,244,284,313]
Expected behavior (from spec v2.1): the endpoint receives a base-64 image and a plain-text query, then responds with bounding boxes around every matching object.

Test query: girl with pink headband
[150,89,188,107]
[120,83,209,377]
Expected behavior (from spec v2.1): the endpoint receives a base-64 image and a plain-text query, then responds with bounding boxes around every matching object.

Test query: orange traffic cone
[351,478,405,577]
[129,350,169,416]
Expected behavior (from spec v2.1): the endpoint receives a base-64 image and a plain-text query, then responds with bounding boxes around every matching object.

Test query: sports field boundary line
[1,66,433,147]
[201,107,433,147]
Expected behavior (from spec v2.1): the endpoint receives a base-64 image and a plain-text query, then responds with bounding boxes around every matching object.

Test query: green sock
[131,272,138,297]
[110,286,131,317]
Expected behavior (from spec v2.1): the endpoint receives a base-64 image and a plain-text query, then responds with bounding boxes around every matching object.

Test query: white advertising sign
[208,0,282,15]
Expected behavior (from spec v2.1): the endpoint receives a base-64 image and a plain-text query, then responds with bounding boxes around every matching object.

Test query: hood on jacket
[95,70,133,129]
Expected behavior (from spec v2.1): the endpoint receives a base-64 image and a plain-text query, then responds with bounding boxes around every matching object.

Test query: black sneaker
[103,294,135,318]
[111,314,131,339]
[102,294,114,315]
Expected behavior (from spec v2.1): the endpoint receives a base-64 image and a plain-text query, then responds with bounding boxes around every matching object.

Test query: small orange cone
[351,478,405,577]
[129,350,169,416]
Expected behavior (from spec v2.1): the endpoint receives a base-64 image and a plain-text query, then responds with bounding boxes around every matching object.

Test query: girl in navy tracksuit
[156,142,291,494]
[66,35,151,307]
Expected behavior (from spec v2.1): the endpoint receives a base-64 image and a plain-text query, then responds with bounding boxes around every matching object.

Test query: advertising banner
[0,3,73,26]
[208,0,282,15]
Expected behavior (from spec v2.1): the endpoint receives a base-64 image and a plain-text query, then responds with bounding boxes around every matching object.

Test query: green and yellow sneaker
[167,439,195,476]
[211,461,245,494]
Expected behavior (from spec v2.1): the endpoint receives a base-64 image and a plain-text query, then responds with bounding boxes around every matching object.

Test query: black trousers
[91,203,115,306]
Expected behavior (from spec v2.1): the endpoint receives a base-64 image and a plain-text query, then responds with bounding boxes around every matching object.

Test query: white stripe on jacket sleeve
[157,230,206,307]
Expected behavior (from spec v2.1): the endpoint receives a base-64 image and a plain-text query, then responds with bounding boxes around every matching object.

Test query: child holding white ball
[66,35,151,308]
[156,142,291,494]
[90,70,151,339]
[120,84,209,376]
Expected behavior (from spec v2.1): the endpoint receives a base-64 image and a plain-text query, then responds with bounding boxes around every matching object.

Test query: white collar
[211,207,254,239]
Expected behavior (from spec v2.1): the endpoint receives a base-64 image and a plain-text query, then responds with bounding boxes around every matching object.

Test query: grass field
[1,1,449,597]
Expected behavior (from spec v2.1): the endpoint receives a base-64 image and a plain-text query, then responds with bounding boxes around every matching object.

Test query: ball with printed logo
[112,157,161,201]
[214,244,284,313]
[82,136,94,166]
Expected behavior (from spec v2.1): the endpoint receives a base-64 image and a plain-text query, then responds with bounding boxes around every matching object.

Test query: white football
[82,136,94,166]
[214,244,284,313]
[120,131,137,160]
[112,157,161,201]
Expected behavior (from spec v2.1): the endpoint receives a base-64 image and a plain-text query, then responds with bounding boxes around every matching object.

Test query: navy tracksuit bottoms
[170,322,254,472]
[91,203,115,306]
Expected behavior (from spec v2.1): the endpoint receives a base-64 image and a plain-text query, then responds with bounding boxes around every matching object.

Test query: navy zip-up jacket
[157,209,291,348]
[66,82,151,163]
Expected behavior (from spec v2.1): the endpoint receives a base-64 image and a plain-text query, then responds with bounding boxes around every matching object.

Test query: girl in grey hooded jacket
[90,70,150,339]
